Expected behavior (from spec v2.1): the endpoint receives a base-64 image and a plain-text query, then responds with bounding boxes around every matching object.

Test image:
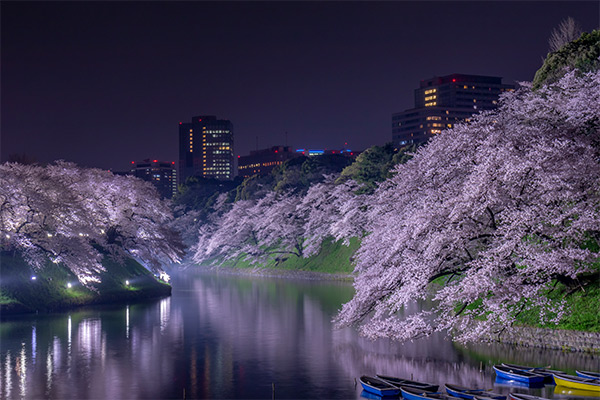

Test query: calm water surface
[0,269,597,399]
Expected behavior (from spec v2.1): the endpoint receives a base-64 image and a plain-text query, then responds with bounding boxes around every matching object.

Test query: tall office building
[392,74,514,145]
[179,115,234,183]
[130,159,177,198]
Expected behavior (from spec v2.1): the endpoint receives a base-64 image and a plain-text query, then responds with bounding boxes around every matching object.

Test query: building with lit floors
[130,159,177,198]
[392,73,514,146]
[179,115,234,183]
[237,146,299,178]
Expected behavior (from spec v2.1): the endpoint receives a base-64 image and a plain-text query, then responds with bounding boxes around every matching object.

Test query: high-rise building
[392,74,514,145]
[179,115,234,183]
[130,159,177,198]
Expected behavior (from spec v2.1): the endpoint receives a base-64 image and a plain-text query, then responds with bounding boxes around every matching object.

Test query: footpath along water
[0,269,597,399]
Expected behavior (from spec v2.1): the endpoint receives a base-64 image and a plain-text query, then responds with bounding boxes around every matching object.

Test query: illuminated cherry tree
[0,162,183,285]
[334,70,600,343]
[193,175,367,265]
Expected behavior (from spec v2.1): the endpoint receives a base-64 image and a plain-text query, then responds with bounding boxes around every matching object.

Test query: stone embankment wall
[491,326,600,353]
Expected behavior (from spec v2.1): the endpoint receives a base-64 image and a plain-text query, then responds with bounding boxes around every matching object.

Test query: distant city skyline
[2,1,598,171]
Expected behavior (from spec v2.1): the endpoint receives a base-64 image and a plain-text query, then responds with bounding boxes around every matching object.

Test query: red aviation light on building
[179,122,182,125]
[452,79,456,82]
[274,150,278,153]
[131,161,135,164]
[171,161,175,164]
[237,155,241,158]
[153,160,158,163]
[198,119,202,122]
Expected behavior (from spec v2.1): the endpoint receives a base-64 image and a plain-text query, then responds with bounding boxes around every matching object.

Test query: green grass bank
[0,251,171,315]
[206,237,359,276]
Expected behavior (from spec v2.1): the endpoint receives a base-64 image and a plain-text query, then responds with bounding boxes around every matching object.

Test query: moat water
[0,269,597,399]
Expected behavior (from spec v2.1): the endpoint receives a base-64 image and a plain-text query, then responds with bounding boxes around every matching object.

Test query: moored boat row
[359,366,600,399]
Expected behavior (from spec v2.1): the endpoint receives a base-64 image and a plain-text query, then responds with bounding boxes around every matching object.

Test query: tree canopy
[334,69,600,343]
[0,162,184,285]
[533,29,600,89]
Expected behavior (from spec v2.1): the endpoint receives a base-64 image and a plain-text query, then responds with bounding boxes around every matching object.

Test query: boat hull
[576,370,600,380]
[376,374,439,392]
[359,376,401,397]
[445,384,505,400]
[553,373,600,392]
[493,365,545,384]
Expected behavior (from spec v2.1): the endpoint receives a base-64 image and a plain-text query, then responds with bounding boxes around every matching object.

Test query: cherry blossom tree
[0,162,183,285]
[334,70,600,343]
[192,175,368,265]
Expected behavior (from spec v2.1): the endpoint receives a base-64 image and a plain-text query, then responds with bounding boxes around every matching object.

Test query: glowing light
[159,271,171,283]
[125,280,130,286]
[31,276,37,280]
[47,233,53,237]
[153,160,157,163]
[6,234,10,239]
[452,78,456,82]
[67,282,72,288]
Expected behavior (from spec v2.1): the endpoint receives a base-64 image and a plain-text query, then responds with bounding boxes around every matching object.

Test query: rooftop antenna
[285,131,288,147]
[256,136,258,151]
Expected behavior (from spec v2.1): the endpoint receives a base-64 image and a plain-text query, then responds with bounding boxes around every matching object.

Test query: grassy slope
[0,251,171,315]
[514,280,600,332]
[212,237,360,275]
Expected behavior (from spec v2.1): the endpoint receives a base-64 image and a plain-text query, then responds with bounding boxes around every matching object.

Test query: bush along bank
[0,251,171,316]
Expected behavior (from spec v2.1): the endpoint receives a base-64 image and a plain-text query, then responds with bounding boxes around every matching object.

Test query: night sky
[2,1,599,171]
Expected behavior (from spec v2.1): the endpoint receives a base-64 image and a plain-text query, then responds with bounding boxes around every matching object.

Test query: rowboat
[473,395,509,400]
[576,370,600,380]
[444,383,505,399]
[500,363,563,382]
[493,365,545,385]
[400,386,461,400]
[552,372,600,392]
[376,374,439,392]
[554,386,600,397]
[508,394,550,400]
[359,376,401,397]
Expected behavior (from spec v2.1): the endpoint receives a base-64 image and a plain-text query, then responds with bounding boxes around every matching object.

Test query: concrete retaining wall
[490,326,600,353]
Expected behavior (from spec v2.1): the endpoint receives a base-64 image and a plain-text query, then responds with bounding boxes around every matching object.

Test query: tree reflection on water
[0,269,597,399]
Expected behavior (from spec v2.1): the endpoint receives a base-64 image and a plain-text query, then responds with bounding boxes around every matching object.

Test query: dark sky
[2,1,599,171]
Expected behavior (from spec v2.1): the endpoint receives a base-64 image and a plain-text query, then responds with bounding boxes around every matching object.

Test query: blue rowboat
[493,377,542,389]
[500,363,562,383]
[493,365,545,385]
[359,376,401,397]
[376,374,439,392]
[444,383,505,399]
[576,370,600,380]
[508,394,550,400]
[401,386,462,400]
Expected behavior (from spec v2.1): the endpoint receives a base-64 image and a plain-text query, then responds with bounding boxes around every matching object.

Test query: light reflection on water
[0,269,597,399]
